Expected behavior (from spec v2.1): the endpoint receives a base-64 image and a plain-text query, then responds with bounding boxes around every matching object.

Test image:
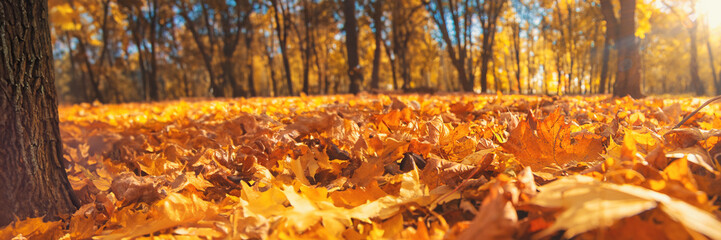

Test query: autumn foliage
[3,94,721,239]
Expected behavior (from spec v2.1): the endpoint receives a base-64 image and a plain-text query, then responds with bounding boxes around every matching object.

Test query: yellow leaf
[532,175,721,239]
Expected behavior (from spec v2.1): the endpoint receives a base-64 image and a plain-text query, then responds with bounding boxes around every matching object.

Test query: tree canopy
[48,0,721,100]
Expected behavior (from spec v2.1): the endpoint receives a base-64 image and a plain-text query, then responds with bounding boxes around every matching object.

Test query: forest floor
[3,94,721,239]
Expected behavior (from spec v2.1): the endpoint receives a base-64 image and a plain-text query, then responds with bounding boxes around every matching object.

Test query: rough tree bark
[0,0,80,226]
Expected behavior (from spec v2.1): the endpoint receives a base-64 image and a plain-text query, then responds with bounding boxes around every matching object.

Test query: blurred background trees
[48,0,721,102]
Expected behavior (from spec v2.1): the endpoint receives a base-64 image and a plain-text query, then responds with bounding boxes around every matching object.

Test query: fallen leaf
[532,175,721,239]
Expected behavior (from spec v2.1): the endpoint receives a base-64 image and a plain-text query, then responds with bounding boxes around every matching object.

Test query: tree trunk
[613,0,642,98]
[688,23,705,95]
[513,22,522,94]
[147,0,160,101]
[400,51,412,91]
[0,0,80,227]
[76,38,105,103]
[599,34,612,94]
[279,36,293,95]
[344,0,362,94]
[301,0,315,95]
[271,0,295,96]
[178,5,223,97]
[477,0,505,93]
[556,52,563,95]
[246,21,257,97]
[383,38,398,90]
[480,49,492,93]
[264,35,279,97]
[707,22,721,95]
[312,29,325,94]
[370,0,383,90]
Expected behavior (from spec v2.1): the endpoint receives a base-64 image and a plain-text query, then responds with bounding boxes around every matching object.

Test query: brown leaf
[420,157,477,189]
[110,172,167,205]
[458,181,518,240]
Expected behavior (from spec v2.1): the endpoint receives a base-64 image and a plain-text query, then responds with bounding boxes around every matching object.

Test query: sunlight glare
[698,0,721,29]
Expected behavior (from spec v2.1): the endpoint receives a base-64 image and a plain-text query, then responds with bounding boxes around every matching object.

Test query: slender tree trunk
[526,27,534,94]
[344,0,363,94]
[301,36,310,95]
[707,22,721,95]
[370,0,383,90]
[383,39,398,90]
[312,30,324,94]
[271,0,294,96]
[480,49,492,93]
[76,38,105,102]
[556,52,563,95]
[0,0,80,226]
[504,53,513,93]
[599,34,612,94]
[493,62,501,92]
[178,6,223,97]
[246,40,256,97]
[400,50,411,91]
[244,13,257,97]
[566,2,575,94]
[478,0,505,93]
[265,38,279,97]
[64,33,89,102]
[513,22,522,94]
[147,0,160,101]
[279,38,293,95]
[688,23,705,95]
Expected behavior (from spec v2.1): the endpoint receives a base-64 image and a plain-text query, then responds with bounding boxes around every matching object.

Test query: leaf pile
[3,94,721,239]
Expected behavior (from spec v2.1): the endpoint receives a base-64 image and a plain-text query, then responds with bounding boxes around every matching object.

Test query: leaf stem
[673,95,721,129]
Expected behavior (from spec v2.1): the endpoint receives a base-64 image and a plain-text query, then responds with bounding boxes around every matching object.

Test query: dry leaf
[532,175,721,239]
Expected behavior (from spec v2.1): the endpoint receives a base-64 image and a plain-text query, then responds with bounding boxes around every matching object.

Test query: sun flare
[698,0,721,29]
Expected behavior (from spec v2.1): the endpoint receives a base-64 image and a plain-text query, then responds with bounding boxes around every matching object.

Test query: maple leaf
[502,108,605,171]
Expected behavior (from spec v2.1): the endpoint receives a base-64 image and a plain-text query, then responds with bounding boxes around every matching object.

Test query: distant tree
[0,0,80,226]
[177,0,255,98]
[368,0,384,90]
[344,0,363,94]
[663,0,706,96]
[122,0,168,101]
[705,17,721,95]
[598,0,617,94]
[477,0,506,93]
[270,0,296,95]
[425,0,476,92]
